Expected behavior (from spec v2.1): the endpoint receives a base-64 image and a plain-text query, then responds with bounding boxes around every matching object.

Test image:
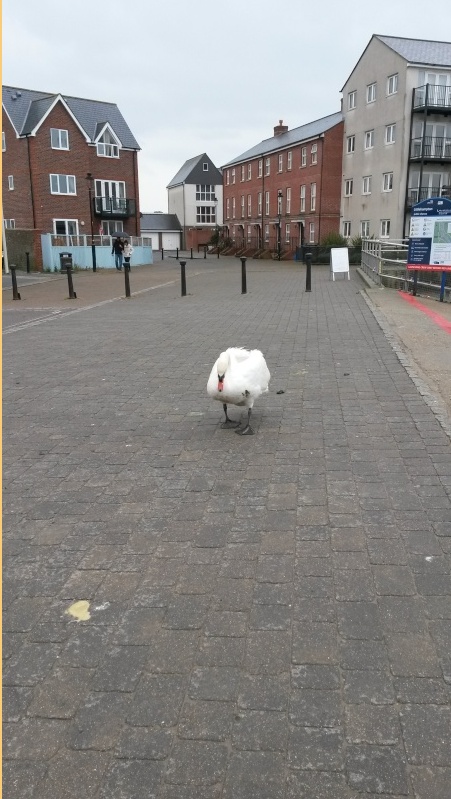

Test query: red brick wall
[2,113,34,227]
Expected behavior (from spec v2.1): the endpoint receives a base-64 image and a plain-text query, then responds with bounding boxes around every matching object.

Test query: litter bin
[59,252,73,273]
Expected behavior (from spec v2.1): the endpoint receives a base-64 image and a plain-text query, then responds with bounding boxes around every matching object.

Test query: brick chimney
[274,119,288,136]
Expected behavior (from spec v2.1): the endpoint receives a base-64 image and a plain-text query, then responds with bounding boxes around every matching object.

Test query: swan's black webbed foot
[235,424,254,435]
[221,403,240,429]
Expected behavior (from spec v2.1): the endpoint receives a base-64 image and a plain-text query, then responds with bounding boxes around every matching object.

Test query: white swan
[207,347,270,435]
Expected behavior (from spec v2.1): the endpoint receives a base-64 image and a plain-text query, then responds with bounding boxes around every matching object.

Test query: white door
[162,233,180,250]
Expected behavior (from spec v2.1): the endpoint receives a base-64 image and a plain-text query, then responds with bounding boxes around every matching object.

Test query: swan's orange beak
[218,379,224,392]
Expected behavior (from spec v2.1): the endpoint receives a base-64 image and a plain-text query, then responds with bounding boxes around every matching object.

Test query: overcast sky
[3,0,449,213]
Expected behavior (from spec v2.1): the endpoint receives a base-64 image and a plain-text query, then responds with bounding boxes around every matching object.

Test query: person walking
[112,236,124,270]
[123,239,134,268]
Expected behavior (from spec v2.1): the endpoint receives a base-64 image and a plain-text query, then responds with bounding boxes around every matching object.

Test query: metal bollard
[204,246,207,259]
[161,248,164,261]
[26,251,31,273]
[10,265,21,300]
[66,265,77,299]
[190,248,193,260]
[440,270,446,302]
[124,263,131,297]
[176,247,179,260]
[217,247,220,259]
[305,252,312,292]
[180,261,187,296]
[240,257,247,294]
[412,270,418,296]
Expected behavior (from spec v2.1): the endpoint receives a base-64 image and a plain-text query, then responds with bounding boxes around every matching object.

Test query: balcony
[410,136,451,161]
[413,84,451,114]
[92,197,136,218]
[406,186,451,208]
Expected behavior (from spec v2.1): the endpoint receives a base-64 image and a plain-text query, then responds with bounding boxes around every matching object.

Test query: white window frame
[203,162,208,171]
[348,90,356,109]
[51,128,69,150]
[361,220,370,238]
[50,174,77,195]
[231,168,235,184]
[265,191,270,215]
[362,176,372,195]
[310,183,316,211]
[53,219,79,236]
[8,175,14,190]
[300,185,306,213]
[2,131,6,151]
[383,172,393,192]
[232,197,236,219]
[380,219,391,238]
[247,163,252,181]
[247,225,252,243]
[285,223,290,243]
[257,192,262,216]
[196,206,216,223]
[196,185,215,201]
[286,187,291,215]
[343,221,351,238]
[264,224,270,242]
[4,219,15,228]
[364,130,374,150]
[387,74,398,95]
[241,195,245,218]
[366,82,377,103]
[278,154,283,173]
[258,160,263,178]
[226,198,230,219]
[309,222,315,243]
[287,151,292,170]
[265,158,270,176]
[226,170,230,185]
[301,147,306,167]
[241,165,245,182]
[347,135,355,154]
[311,143,318,164]
[385,124,396,144]
[344,179,353,197]
[247,194,252,217]
[102,220,123,236]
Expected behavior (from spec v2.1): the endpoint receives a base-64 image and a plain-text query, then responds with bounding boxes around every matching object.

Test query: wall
[4,228,43,270]
[41,234,153,271]
[2,114,35,227]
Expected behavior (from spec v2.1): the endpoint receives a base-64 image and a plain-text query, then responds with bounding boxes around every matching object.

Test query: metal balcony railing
[406,186,451,207]
[413,84,451,110]
[410,136,451,160]
[93,197,136,217]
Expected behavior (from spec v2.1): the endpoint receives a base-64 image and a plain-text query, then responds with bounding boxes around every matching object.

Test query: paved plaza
[3,257,451,798]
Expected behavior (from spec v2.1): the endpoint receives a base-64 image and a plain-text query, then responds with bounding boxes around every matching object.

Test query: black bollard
[217,247,220,259]
[161,248,164,261]
[204,246,207,259]
[66,265,77,299]
[10,265,21,300]
[240,257,247,294]
[413,270,418,297]
[176,247,179,260]
[180,261,187,296]
[124,263,131,298]
[305,252,312,292]
[26,251,31,273]
[190,248,193,260]
[439,270,446,302]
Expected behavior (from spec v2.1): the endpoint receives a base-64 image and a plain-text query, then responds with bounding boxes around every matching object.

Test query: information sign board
[407,197,451,272]
[330,248,350,280]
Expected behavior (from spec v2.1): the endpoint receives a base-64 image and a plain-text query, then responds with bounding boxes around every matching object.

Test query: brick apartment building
[221,114,344,256]
[2,86,141,266]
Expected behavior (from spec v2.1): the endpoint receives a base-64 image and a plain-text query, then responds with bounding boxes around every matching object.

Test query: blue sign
[408,196,451,270]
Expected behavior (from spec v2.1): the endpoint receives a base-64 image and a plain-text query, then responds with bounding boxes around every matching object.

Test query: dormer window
[97,129,119,158]
[203,162,208,171]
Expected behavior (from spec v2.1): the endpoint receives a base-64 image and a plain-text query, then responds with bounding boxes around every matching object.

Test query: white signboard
[330,248,350,280]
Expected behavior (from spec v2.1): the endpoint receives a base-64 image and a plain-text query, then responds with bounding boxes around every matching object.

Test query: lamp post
[277,189,282,261]
[86,172,97,272]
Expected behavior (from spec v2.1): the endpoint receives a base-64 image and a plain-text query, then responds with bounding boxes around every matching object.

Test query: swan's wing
[228,347,251,363]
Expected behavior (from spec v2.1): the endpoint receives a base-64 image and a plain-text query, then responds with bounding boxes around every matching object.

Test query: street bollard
[66,265,77,299]
[10,265,21,300]
[180,261,187,296]
[26,251,31,273]
[440,270,446,302]
[305,252,312,292]
[413,270,418,296]
[204,246,207,259]
[161,248,164,261]
[190,248,193,260]
[124,263,131,298]
[240,257,247,294]
[217,247,220,259]
[176,248,179,260]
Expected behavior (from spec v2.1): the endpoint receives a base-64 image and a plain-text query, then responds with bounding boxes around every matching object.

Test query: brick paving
[3,257,451,798]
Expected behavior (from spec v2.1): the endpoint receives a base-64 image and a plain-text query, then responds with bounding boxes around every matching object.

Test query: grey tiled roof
[167,154,222,188]
[221,112,343,167]
[141,213,182,232]
[377,35,451,66]
[2,86,140,149]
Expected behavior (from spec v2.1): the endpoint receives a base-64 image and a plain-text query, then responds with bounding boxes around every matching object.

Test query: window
[361,220,370,238]
[232,197,236,218]
[380,219,391,238]
[287,151,292,170]
[258,160,263,178]
[101,220,123,236]
[2,131,5,151]
[311,143,318,164]
[364,130,374,149]
[50,174,76,194]
[247,194,252,217]
[278,154,283,172]
[203,162,208,171]
[344,179,353,196]
[343,221,351,238]
[226,199,230,219]
[301,147,306,167]
[258,192,262,216]
[241,195,245,218]
[231,168,235,184]
[241,165,245,181]
[264,224,270,242]
[226,171,230,185]
[4,219,15,228]
[310,183,316,211]
[387,74,398,95]
[383,172,393,192]
[53,219,79,235]
[362,176,372,195]
[348,90,356,109]
[300,185,306,213]
[94,179,125,211]
[247,164,252,180]
[385,124,396,144]
[196,185,215,201]
[265,157,270,176]
[347,135,355,154]
[265,191,270,215]
[309,222,315,243]
[285,223,290,243]
[367,82,377,103]
[247,225,252,243]
[8,175,14,190]
[96,129,119,158]
[196,206,216,223]
[51,128,69,149]
[286,187,291,214]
